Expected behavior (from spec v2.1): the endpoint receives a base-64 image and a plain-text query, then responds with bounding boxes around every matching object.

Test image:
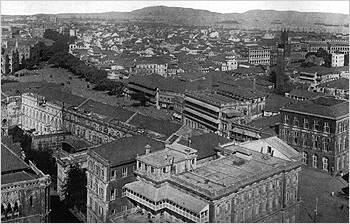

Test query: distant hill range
[6,6,350,32]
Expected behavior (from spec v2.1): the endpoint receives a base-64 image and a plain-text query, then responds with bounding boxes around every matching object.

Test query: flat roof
[172,147,296,198]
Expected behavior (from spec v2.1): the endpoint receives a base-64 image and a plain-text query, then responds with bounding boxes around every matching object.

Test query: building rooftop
[186,91,238,107]
[216,84,267,100]
[90,135,165,166]
[178,133,231,160]
[287,89,327,99]
[137,143,197,168]
[265,93,298,113]
[318,77,349,90]
[281,96,349,119]
[1,143,30,173]
[38,87,87,107]
[77,99,135,123]
[127,113,182,141]
[172,146,298,199]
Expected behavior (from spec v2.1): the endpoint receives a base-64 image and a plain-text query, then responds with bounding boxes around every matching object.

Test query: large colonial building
[123,137,301,223]
[183,86,266,137]
[1,141,51,223]
[86,135,165,223]
[279,96,349,175]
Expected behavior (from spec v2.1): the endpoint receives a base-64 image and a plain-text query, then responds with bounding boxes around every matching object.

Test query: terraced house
[279,96,349,175]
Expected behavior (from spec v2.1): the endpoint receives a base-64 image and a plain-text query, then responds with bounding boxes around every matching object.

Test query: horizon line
[1,5,349,16]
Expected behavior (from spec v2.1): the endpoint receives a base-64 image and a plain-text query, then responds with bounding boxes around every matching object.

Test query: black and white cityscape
[1,1,349,223]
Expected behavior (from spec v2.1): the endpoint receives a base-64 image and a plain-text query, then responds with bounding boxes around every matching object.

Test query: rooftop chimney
[145,144,151,155]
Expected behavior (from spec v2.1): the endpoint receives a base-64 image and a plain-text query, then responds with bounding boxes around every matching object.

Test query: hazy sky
[1,1,349,15]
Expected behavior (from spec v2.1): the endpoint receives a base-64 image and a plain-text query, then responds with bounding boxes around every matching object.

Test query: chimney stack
[145,144,151,155]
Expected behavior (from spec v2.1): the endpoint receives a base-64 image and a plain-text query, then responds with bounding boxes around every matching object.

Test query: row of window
[110,188,126,200]
[284,116,335,133]
[111,167,129,180]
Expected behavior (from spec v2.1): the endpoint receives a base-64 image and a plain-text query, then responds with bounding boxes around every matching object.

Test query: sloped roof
[282,96,349,119]
[288,89,327,99]
[77,99,135,123]
[178,133,231,160]
[91,135,165,166]
[318,78,349,90]
[127,113,182,141]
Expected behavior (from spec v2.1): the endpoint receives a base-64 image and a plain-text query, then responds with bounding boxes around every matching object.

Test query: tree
[131,91,149,106]
[62,164,87,213]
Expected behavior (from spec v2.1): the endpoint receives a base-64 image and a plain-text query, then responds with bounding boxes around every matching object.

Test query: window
[111,189,117,200]
[111,209,116,215]
[122,167,127,178]
[122,188,126,197]
[313,120,319,131]
[312,154,318,168]
[121,205,127,212]
[324,122,330,133]
[293,132,299,145]
[99,206,104,216]
[284,115,289,124]
[99,188,104,199]
[293,117,299,127]
[323,138,330,151]
[267,146,272,154]
[29,195,33,207]
[255,203,260,215]
[111,170,117,180]
[302,152,308,165]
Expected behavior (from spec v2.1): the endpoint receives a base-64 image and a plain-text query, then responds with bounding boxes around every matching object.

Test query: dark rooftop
[178,133,231,160]
[91,135,165,166]
[1,143,29,173]
[77,99,135,123]
[282,96,349,119]
[127,113,182,141]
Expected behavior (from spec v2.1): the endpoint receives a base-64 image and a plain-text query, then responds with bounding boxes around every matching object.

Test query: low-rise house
[315,77,349,99]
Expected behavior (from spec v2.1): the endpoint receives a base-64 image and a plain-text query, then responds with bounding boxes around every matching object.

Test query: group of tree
[301,48,332,68]
[22,29,126,93]
[8,126,57,181]
[61,164,87,213]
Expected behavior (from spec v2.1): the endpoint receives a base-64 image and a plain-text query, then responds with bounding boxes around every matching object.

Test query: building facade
[86,135,165,223]
[331,53,345,67]
[248,46,271,66]
[1,142,51,223]
[124,138,301,223]
[279,97,349,175]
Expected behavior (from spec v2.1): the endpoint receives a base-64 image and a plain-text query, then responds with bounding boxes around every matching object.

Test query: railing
[126,191,201,222]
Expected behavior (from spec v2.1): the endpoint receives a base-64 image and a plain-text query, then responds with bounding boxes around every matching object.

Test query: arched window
[312,154,318,168]
[1,204,5,218]
[29,196,33,207]
[302,152,308,165]
[322,157,329,171]
[13,202,19,216]
[6,203,12,218]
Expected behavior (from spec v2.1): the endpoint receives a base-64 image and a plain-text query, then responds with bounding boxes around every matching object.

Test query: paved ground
[299,167,349,223]
[13,66,175,121]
